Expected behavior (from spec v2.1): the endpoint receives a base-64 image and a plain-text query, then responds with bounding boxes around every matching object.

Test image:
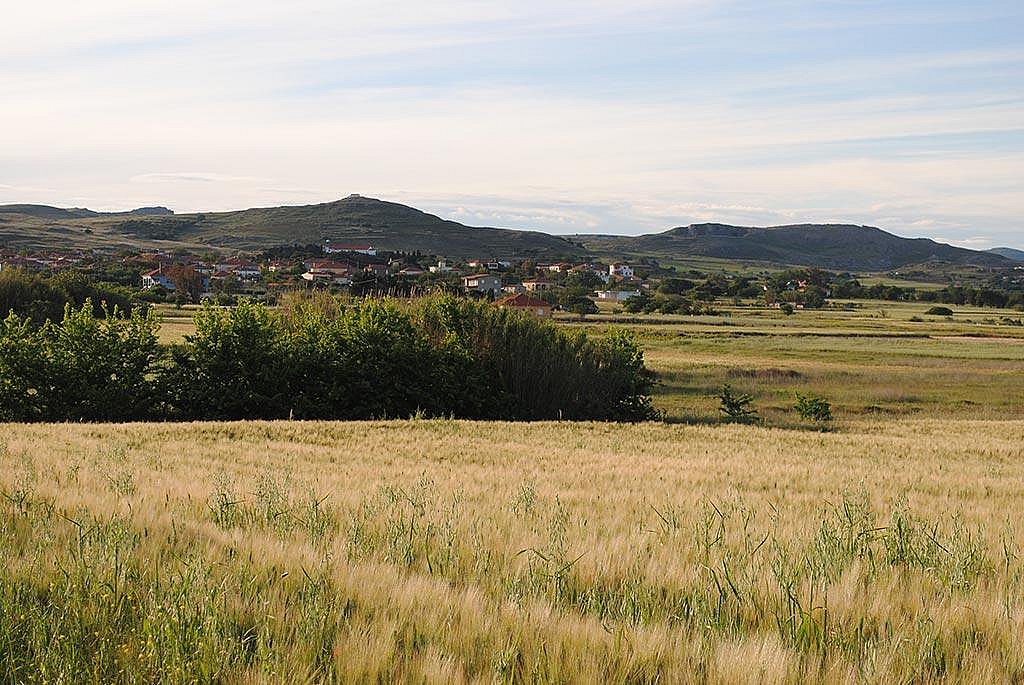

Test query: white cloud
[1,0,1022,248]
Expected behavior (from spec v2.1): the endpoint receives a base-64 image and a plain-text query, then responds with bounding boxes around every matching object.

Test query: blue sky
[2,0,1022,248]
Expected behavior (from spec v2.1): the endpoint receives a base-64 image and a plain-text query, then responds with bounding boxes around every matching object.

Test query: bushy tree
[47,303,162,421]
[166,300,292,419]
[563,295,598,318]
[0,269,136,324]
[718,384,758,423]
[0,314,50,421]
[289,299,449,419]
[795,394,833,422]
[418,295,658,421]
[0,302,161,422]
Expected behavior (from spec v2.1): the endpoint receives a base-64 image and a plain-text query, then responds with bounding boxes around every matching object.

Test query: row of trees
[764,268,1024,310]
[622,292,720,315]
[0,294,657,423]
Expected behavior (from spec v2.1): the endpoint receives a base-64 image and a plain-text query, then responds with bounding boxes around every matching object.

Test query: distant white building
[142,268,176,290]
[323,243,377,256]
[609,263,634,279]
[462,274,502,294]
[595,289,641,302]
[429,259,453,273]
[214,258,261,280]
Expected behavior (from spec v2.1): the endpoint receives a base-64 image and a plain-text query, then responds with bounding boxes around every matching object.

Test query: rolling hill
[0,196,583,259]
[0,204,173,220]
[0,196,1014,272]
[579,223,1012,271]
[989,247,1024,262]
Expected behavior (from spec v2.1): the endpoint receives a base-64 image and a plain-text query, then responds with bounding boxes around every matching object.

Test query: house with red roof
[494,293,552,318]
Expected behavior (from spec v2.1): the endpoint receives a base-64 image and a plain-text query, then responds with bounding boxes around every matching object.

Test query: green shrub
[166,300,292,420]
[717,384,758,423]
[418,295,657,421]
[288,299,450,420]
[47,303,161,421]
[795,394,833,422]
[0,314,50,421]
[925,306,954,316]
[0,302,161,422]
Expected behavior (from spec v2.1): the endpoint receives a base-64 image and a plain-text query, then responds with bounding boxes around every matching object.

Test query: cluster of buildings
[459,260,641,297]
[0,250,87,272]
[140,256,262,294]
[2,242,648,315]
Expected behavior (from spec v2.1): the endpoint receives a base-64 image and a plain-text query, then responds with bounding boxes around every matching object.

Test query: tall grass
[1,418,1022,682]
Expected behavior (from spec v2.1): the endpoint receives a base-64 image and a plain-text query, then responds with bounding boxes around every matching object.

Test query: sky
[2,1,1023,248]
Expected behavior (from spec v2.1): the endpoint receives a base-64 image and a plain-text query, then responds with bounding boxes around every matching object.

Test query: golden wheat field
[2,417,1024,683]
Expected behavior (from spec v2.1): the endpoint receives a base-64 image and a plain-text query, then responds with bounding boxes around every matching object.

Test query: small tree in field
[795,393,832,422]
[563,295,598,319]
[717,384,758,423]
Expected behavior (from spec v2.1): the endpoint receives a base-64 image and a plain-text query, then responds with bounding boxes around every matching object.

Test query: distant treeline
[831,280,1024,309]
[768,269,1024,310]
[0,294,656,423]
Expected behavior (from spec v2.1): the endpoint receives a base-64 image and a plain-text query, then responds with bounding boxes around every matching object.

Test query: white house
[323,243,377,256]
[462,273,502,294]
[302,270,352,286]
[214,259,261,280]
[522,278,553,292]
[609,263,634,279]
[141,268,176,290]
[429,259,453,273]
[595,289,642,302]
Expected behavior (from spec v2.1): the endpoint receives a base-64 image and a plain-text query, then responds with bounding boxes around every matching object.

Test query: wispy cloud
[131,173,269,184]
[1,0,1022,248]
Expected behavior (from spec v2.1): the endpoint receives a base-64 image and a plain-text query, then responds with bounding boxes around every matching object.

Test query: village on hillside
[3,239,1023,316]
[0,241,662,317]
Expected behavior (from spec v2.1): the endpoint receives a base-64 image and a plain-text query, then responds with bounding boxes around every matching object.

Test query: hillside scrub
[0,295,657,422]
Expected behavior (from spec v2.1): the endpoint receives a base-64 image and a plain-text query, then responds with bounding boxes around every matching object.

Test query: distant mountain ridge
[0,204,173,220]
[988,247,1024,262]
[0,196,1014,271]
[0,196,583,259]
[580,222,1011,270]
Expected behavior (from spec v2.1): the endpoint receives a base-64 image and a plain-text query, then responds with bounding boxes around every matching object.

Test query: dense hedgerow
[0,294,657,422]
[0,269,136,324]
[0,304,161,422]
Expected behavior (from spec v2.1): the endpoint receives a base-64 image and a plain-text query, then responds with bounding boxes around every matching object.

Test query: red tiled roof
[494,293,550,308]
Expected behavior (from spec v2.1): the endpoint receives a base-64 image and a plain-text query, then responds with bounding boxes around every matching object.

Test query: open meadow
[2,301,1023,683]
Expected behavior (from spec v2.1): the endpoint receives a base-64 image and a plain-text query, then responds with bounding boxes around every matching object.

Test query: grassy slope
[989,247,1024,262]
[581,224,1012,271]
[2,418,1023,682]
[0,197,585,259]
[0,211,221,254]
